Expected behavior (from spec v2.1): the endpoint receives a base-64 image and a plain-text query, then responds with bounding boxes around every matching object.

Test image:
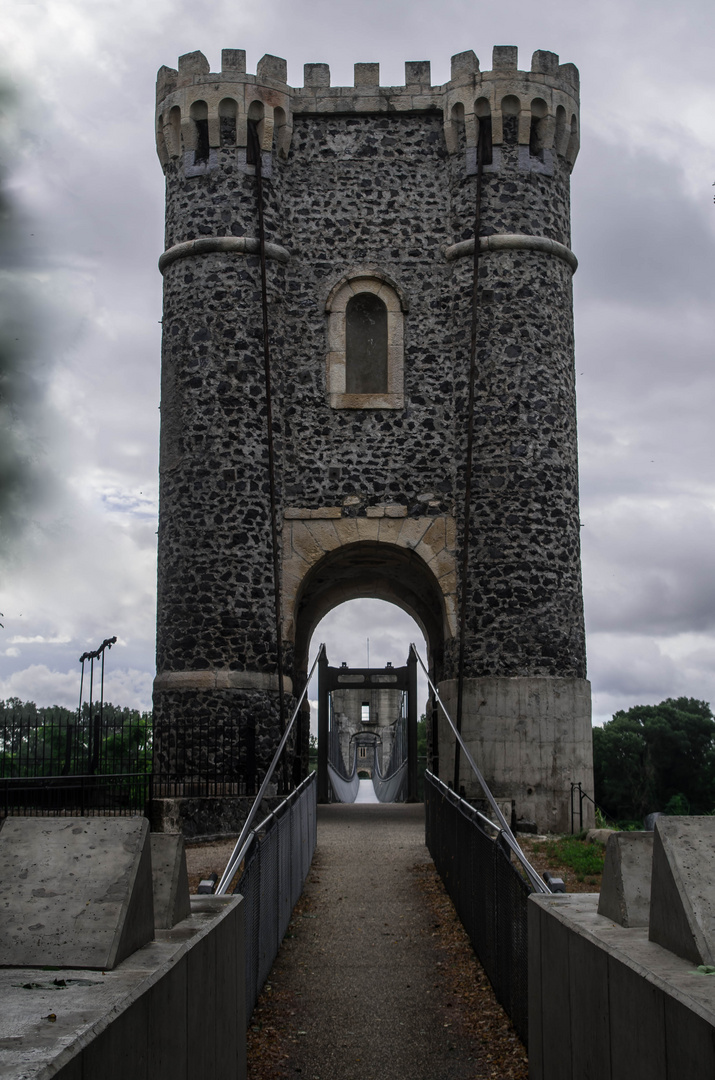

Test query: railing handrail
[1,770,149,781]
[411,645,549,894]
[216,647,324,895]
[217,771,317,895]
[425,771,501,835]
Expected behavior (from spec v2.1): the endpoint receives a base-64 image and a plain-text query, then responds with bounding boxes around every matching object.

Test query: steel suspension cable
[216,647,323,895]
[454,121,485,791]
[412,643,549,893]
[249,122,288,788]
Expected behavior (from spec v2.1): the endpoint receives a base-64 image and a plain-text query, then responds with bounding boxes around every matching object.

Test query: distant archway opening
[292,540,449,797]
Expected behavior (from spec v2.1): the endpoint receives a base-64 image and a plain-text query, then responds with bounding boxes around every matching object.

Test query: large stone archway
[283,510,456,677]
[284,513,456,794]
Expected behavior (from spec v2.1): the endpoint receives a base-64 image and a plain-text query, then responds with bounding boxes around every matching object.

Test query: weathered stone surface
[153,48,589,832]
[598,832,653,927]
[0,818,154,970]
[151,794,283,839]
[649,816,715,965]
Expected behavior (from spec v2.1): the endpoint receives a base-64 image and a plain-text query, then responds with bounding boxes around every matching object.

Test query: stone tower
[153,45,593,834]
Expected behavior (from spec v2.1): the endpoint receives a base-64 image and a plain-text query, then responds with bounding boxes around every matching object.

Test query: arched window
[219,98,237,147]
[326,273,406,409]
[554,105,567,156]
[346,293,388,393]
[475,97,493,165]
[501,95,520,146]
[529,98,548,160]
[190,101,209,163]
[167,105,181,158]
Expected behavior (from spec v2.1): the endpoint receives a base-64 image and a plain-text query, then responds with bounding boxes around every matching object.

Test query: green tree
[0,698,151,779]
[308,733,318,771]
[593,698,715,821]
[417,715,427,758]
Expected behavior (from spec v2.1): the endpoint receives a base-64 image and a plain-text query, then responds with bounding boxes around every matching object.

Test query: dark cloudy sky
[1,0,714,728]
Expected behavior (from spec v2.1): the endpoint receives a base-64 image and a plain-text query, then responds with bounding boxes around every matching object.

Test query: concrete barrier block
[0,817,154,970]
[649,816,715,965]
[597,832,653,927]
[538,897,572,1080]
[150,833,191,929]
[0,893,245,1080]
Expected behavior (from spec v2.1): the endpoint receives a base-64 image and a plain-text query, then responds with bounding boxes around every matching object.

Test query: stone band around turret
[444,234,578,272]
[159,235,291,273]
[153,670,293,694]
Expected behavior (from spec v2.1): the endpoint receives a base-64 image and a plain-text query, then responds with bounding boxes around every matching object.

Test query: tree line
[592,697,715,824]
[4,695,713,825]
[0,698,151,778]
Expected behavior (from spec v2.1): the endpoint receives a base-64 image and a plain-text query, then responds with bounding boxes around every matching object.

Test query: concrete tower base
[437,677,593,834]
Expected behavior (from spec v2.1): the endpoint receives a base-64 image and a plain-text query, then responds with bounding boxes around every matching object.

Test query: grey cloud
[582,496,715,636]
[574,141,715,308]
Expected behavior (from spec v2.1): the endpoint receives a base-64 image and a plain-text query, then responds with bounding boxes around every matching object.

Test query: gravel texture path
[261,802,491,1080]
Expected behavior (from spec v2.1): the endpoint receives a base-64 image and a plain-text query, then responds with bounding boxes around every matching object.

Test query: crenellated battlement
[155,45,580,169]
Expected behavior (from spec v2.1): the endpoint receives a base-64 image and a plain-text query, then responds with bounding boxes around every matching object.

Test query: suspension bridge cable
[216,646,323,895]
[411,644,549,894]
[455,120,486,790]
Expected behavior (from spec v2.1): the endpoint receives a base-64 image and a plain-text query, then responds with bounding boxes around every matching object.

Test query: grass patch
[532,836,605,882]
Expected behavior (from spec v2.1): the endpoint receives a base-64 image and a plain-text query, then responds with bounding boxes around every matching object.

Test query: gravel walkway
[262,802,490,1080]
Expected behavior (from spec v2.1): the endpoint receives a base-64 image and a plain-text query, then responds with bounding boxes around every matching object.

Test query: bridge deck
[251,803,516,1079]
[353,777,380,803]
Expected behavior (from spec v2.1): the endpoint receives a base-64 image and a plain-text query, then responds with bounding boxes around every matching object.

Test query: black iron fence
[0,701,151,817]
[152,712,259,798]
[425,770,531,1045]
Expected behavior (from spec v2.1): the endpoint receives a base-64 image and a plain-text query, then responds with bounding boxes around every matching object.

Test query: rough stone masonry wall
[155,160,290,793]
[153,47,588,821]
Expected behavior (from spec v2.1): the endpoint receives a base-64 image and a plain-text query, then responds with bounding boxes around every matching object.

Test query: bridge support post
[407,647,418,802]
[317,647,330,803]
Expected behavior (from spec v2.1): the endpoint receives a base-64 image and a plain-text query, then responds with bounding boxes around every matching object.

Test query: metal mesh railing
[425,770,531,1045]
[233,771,317,1016]
[372,706,407,802]
[327,707,360,802]
[327,762,359,803]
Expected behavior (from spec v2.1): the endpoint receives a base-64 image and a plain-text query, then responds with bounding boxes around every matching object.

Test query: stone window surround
[326,271,407,410]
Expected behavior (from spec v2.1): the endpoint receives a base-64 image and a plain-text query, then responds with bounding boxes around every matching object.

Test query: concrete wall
[0,895,246,1080]
[529,893,715,1080]
[151,793,283,840]
[438,676,593,833]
